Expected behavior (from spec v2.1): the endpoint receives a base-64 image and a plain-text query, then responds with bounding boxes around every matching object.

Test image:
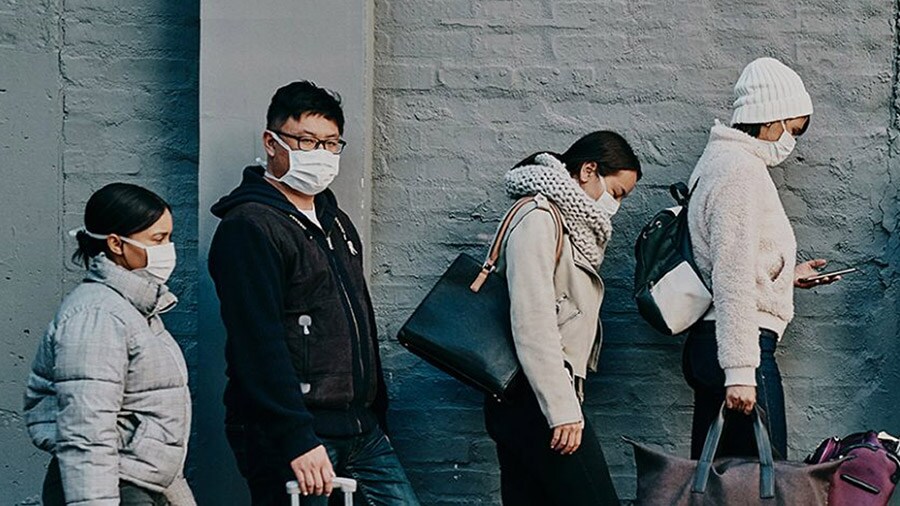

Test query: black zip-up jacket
[209,166,388,465]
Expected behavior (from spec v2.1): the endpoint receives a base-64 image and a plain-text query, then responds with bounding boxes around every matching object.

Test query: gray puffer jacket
[24,255,193,506]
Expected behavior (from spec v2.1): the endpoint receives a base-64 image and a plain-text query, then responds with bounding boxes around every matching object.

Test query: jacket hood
[707,120,777,166]
[211,166,339,231]
[85,254,177,317]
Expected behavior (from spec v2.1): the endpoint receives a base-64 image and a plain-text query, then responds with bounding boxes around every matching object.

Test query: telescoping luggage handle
[470,195,566,293]
[692,403,776,499]
[286,478,357,506]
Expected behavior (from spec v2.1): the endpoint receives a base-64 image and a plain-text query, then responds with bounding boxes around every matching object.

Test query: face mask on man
[597,176,620,216]
[762,121,797,167]
[71,228,177,283]
[264,131,340,195]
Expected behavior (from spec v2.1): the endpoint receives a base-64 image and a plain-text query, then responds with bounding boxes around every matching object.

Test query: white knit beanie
[731,57,813,125]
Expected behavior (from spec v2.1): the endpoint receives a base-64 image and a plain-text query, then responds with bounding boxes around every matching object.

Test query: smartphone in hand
[799,267,858,283]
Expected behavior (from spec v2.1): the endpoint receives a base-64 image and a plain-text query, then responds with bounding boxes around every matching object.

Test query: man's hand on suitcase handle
[551,421,584,455]
[290,445,334,497]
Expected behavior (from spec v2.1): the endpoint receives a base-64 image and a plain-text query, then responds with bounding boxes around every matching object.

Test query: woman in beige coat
[484,131,641,505]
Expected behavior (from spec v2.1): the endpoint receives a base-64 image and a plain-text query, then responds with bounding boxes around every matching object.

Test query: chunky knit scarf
[505,153,612,268]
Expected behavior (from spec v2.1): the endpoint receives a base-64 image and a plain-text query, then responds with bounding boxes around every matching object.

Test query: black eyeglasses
[272,130,347,154]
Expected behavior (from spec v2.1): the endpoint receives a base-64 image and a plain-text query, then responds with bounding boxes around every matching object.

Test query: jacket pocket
[117,413,142,449]
[555,294,583,328]
[769,255,786,281]
[120,416,182,488]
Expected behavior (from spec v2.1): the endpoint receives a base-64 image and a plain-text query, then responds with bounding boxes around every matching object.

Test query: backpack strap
[670,179,700,207]
[470,196,565,293]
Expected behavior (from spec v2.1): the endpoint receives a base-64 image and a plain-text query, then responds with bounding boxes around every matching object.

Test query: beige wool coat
[497,193,606,428]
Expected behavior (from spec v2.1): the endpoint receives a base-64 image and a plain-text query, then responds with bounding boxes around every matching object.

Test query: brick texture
[372,1,900,504]
[1,1,199,502]
[60,0,200,478]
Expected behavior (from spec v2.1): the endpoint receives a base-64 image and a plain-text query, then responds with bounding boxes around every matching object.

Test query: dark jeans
[226,423,420,506]
[483,382,621,506]
[43,457,168,506]
[682,321,788,460]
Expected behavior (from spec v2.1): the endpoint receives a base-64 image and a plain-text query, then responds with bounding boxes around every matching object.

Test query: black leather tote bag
[397,196,563,401]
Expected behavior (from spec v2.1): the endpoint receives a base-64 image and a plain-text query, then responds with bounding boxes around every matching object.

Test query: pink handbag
[806,431,900,505]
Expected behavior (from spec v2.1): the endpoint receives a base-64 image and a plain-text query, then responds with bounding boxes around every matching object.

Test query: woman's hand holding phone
[794,258,847,289]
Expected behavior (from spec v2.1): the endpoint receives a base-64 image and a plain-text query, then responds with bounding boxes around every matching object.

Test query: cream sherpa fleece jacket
[687,122,797,387]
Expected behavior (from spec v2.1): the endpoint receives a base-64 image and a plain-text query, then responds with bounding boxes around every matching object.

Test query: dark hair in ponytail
[72,183,171,268]
[514,131,642,180]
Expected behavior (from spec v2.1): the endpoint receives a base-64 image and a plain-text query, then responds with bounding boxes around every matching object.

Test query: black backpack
[633,182,711,336]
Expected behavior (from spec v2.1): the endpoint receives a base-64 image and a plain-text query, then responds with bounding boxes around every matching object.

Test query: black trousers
[483,382,621,506]
[682,321,788,460]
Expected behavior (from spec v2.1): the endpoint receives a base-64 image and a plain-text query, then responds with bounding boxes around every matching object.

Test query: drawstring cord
[289,213,358,256]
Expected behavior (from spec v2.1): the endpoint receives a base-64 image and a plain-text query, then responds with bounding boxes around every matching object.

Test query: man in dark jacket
[209,81,419,505]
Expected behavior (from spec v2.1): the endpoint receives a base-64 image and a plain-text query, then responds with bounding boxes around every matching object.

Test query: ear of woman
[577,162,604,201]
[106,235,124,257]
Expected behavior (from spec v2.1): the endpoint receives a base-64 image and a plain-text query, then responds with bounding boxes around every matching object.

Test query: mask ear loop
[113,235,144,271]
[67,227,144,268]
[780,120,793,139]
[597,171,615,201]
[261,131,291,178]
[265,130,292,151]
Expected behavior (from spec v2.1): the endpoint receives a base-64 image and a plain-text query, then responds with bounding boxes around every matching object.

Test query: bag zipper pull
[326,235,334,250]
[347,240,358,256]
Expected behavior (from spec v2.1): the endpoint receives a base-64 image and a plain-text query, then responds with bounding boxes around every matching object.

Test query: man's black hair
[266,81,345,134]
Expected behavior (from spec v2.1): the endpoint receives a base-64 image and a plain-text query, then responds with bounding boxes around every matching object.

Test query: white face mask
[597,176,620,216]
[265,131,340,195]
[73,228,177,283]
[762,121,797,167]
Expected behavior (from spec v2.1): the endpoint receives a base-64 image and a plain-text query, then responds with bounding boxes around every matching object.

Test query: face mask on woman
[761,121,797,167]
[70,228,177,283]
[264,131,340,195]
[597,176,620,216]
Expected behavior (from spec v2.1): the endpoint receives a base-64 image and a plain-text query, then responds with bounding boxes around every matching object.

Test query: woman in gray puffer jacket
[24,183,193,506]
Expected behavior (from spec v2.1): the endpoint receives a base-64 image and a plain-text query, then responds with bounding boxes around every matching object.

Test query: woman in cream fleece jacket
[484,131,641,506]
[684,57,839,460]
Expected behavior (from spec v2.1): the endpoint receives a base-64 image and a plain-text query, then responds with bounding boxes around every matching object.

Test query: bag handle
[470,195,565,293]
[691,403,775,499]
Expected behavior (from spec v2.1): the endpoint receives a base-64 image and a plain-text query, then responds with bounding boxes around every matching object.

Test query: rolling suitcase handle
[286,478,357,506]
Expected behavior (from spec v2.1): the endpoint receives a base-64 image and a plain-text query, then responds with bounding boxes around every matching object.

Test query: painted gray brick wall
[0,1,199,503]
[372,1,900,504]
[58,1,199,365]
[0,1,64,503]
[3,0,900,503]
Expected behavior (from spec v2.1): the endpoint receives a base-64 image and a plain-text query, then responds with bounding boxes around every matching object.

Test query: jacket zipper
[150,316,191,474]
[325,233,366,432]
[290,214,366,432]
